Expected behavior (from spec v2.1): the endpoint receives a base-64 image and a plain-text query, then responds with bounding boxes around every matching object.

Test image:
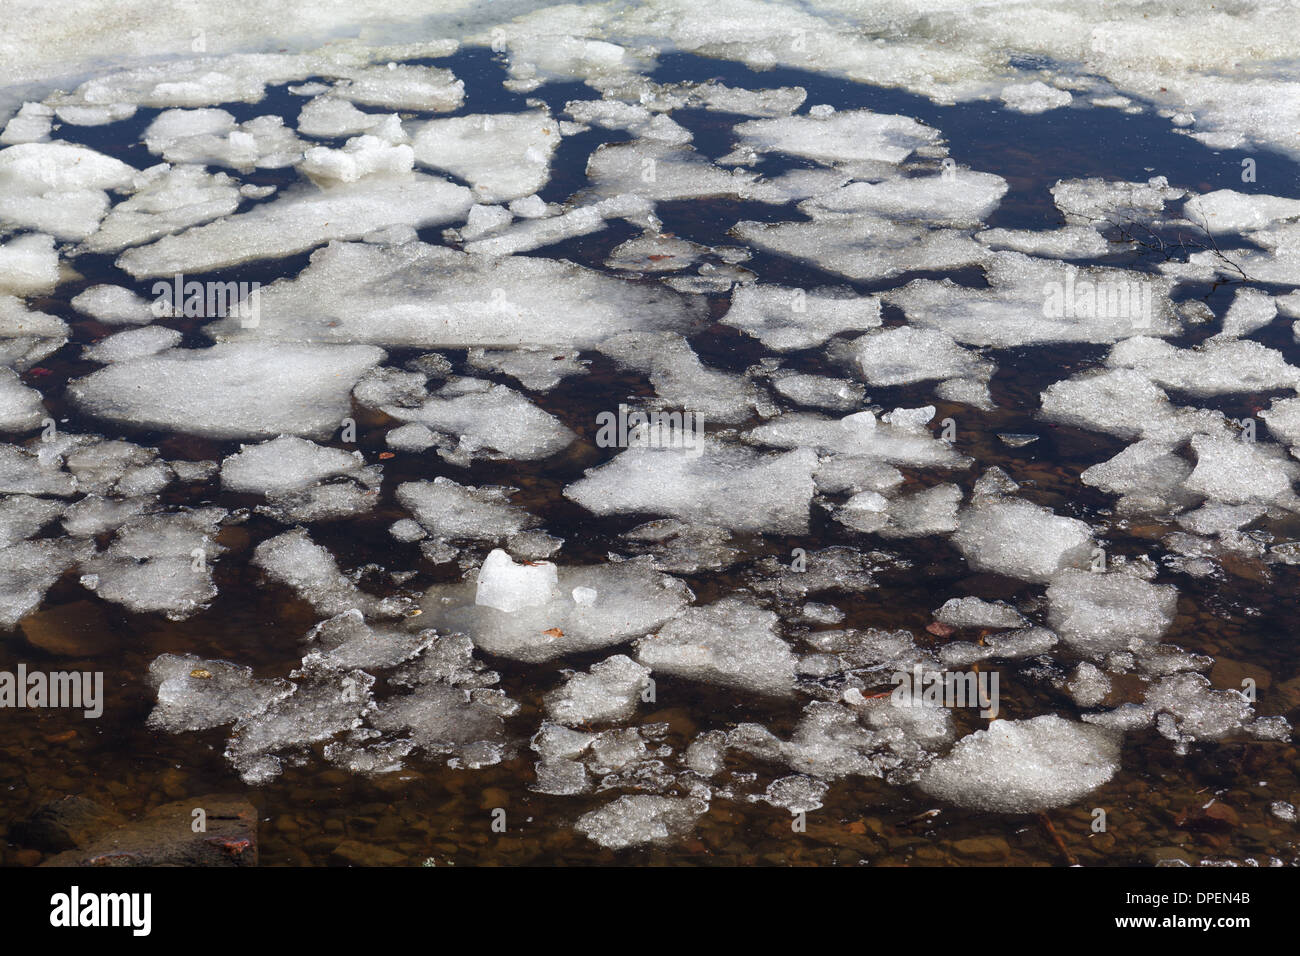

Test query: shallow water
[3,46,1299,867]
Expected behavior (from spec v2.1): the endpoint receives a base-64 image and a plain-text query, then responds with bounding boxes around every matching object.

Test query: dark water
[4,48,1300,867]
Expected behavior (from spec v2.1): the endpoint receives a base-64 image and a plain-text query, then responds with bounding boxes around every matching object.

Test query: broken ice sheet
[417,555,691,663]
[206,240,700,349]
[636,595,797,697]
[69,343,385,441]
[918,715,1121,813]
[575,795,708,849]
[382,378,575,465]
[411,112,559,203]
[545,654,653,726]
[226,663,376,785]
[566,438,817,535]
[147,653,292,732]
[721,284,882,351]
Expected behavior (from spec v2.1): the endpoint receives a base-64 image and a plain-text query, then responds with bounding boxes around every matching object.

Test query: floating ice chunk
[475,549,558,613]
[839,483,962,538]
[660,80,806,117]
[61,495,153,538]
[918,715,1120,812]
[419,556,690,662]
[465,347,587,392]
[0,233,58,296]
[333,64,463,111]
[769,371,865,411]
[637,595,796,697]
[545,654,652,725]
[382,379,574,465]
[253,527,401,619]
[605,234,703,272]
[586,140,770,203]
[1184,189,1300,234]
[951,498,1094,584]
[940,627,1058,666]
[1106,336,1300,396]
[69,285,155,325]
[886,252,1179,347]
[0,540,90,629]
[748,407,966,469]
[1086,673,1283,752]
[412,112,559,203]
[143,109,304,170]
[976,225,1110,259]
[205,241,698,349]
[147,654,292,732]
[297,95,394,138]
[1068,663,1112,708]
[0,368,46,432]
[1047,569,1178,655]
[934,597,1026,630]
[575,795,708,849]
[734,109,940,166]
[1217,288,1277,339]
[300,134,414,184]
[226,663,375,785]
[0,494,61,547]
[85,163,246,254]
[81,326,182,363]
[398,479,536,553]
[0,443,75,496]
[221,436,371,495]
[301,609,434,671]
[1080,439,1195,515]
[566,439,817,534]
[385,422,438,453]
[458,203,513,241]
[1051,176,1184,226]
[734,697,951,782]
[734,217,988,282]
[1261,396,1300,446]
[721,284,881,351]
[564,99,692,144]
[1184,434,1300,507]
[762,775,829,814]
[851,326,990,386]
[0,141,135,239]
[1000,81,1072,113]
[460,194,654,255]
[1039,368,1229,442]
[117,176,473,277]
[81,509,225,619]
[0,295,67,370]
[69,342,383,440]
[814,456,903,496]
[0,103,52,144]
[599,331,757,424]
[368,682,512,770]
[802,170,1007,226]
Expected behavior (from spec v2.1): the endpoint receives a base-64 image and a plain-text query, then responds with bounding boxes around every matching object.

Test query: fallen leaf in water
[542,627,563,638]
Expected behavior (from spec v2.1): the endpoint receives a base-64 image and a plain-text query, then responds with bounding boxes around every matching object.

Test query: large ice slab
[69,343,384,440]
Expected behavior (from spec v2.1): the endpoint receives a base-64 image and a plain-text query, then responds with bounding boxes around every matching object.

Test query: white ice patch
[951,498,1094,584]
[566,439,817,535]
[117,176,473,277]
[918,715,1120,812]
[0,141,135,239]
[412,112,559,203]
[637,595,796,697]
[721,284,881,351]
[68,343,384,440]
